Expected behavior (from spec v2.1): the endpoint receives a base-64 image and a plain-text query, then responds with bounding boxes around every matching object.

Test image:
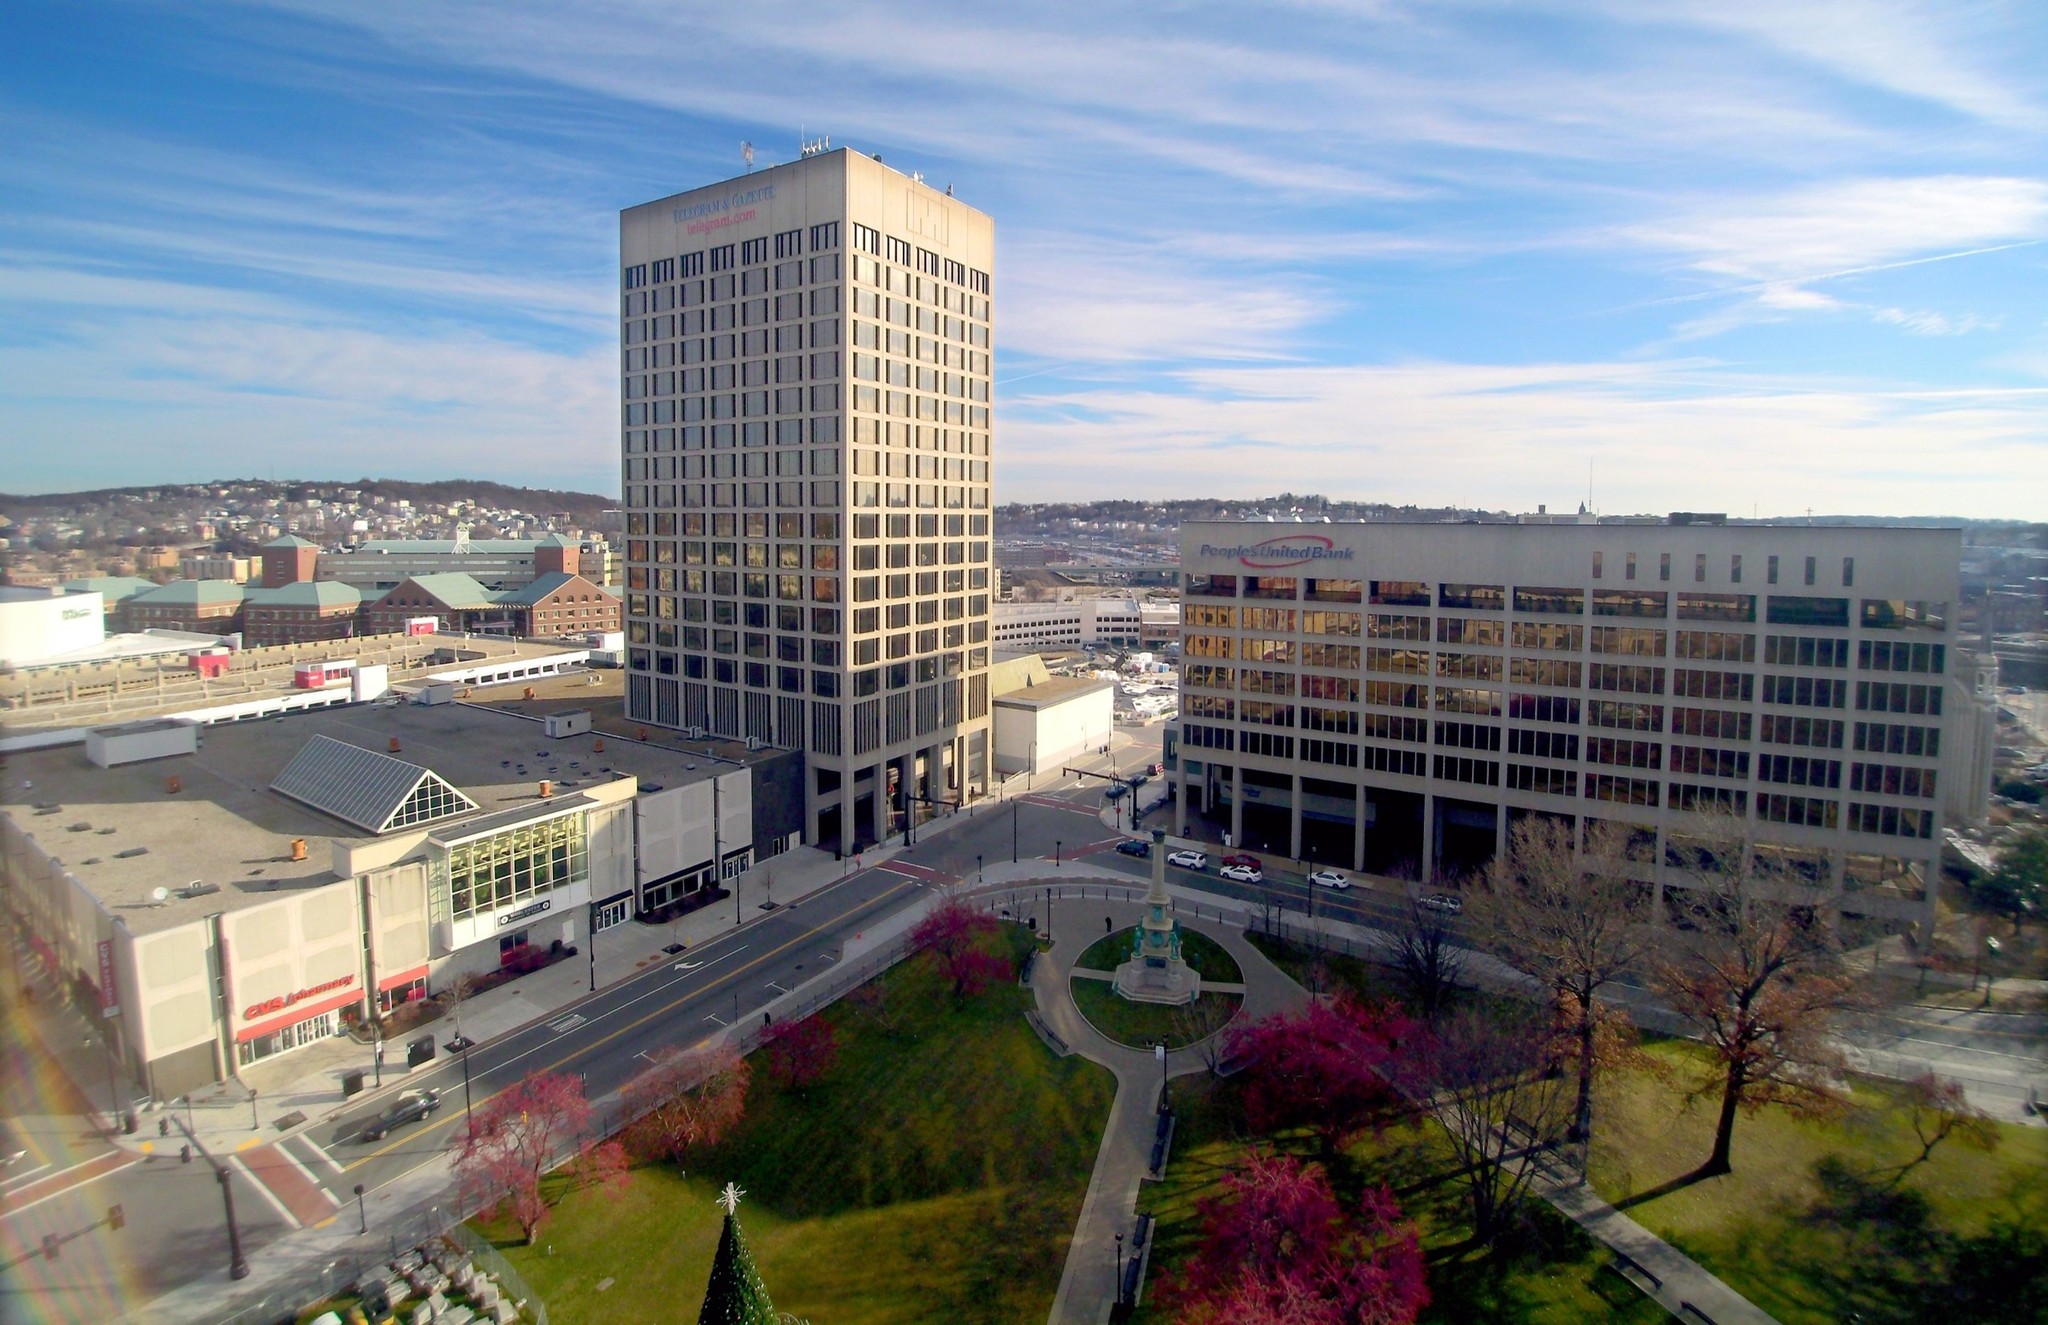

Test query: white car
[1166,849,1207,870]
[1220,864,1263,884]
[1420,892,1464,915]
[1308,869,1350,890]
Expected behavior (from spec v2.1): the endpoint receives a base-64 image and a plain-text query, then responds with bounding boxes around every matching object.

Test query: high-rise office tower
[620,148,996,855]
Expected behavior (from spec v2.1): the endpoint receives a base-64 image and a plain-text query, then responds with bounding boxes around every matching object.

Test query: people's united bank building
[1172,517,1992,929]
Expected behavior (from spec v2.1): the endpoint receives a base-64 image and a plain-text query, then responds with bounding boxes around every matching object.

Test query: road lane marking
[766,981,788,994]
[273,1139,323,1193]
[294,1134,344,1175]
[673,945,746,977]
[0,1150,132,1217]
[548,1014,588,1035]
[227,1153,299,1229]
[341,875,921,1179]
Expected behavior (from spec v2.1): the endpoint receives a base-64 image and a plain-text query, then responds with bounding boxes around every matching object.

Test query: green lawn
[1587,1038,2048,1324]
[479,929,1116,1325]
[1132,1073,1665,1324]
[1075,925,1243,982]
[1068,977,1242,1049]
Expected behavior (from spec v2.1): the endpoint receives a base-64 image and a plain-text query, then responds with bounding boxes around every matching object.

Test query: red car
[1221,853,1259,870]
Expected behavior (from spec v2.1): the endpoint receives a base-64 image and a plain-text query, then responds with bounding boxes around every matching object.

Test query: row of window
[1187,576,1947,633]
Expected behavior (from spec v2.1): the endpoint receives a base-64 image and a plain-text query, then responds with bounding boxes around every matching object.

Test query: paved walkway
[986,859,1788,1325]
[1004,873,1304,1325]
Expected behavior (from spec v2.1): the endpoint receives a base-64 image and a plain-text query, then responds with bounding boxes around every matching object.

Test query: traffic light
[42,1234,59,1262]
[108,1204,125,1231]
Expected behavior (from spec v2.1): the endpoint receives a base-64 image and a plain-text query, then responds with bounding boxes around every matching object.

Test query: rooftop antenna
[799,133,831,158]
[1586,457,1594,516]
[741,140,754,172]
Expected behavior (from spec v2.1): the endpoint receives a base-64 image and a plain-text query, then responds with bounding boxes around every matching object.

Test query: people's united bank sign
[1198,535,1356,570]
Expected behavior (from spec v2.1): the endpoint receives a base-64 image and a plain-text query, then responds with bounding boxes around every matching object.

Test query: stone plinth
[1112,828,1200,1007]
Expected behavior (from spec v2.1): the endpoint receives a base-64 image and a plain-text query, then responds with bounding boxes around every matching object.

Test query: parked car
[1167,849,1208,870]
[1221,852,1260,870]
[1220,864,1264,884]
[1115,838,1150,858]
[1419,893,1464,915]
[361,1089,441,1142]
[1308,869,1350,890]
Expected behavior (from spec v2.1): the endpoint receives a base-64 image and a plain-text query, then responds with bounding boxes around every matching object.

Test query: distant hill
[0,477,614,519]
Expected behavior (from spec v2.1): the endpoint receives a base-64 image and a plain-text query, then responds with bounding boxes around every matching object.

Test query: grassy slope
[1588,1039,2048,1325]
[1133,1075,1661,1324]
[482,931,1115,1325]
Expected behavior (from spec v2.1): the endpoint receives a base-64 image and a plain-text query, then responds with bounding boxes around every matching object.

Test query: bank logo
[1199,535,1355,569]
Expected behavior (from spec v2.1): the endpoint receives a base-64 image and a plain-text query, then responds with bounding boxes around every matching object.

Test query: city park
[407,822,2043,1325]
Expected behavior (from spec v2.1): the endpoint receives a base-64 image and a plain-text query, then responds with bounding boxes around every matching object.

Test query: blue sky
[3,1,2045,517]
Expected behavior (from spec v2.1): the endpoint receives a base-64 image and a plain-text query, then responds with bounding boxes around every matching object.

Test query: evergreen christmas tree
[697,1183,778,1325]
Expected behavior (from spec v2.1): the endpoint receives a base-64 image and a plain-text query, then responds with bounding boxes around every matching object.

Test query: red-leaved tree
[763,1014,838,1091]
[455,1070,625,1244]
[909,897,1009,997]
[1224,998,1413,1160]
[620,1041,751,1166]
[1162,1153,1427,1325]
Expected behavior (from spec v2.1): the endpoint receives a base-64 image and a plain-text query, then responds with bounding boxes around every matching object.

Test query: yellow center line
[341,874,920,1174]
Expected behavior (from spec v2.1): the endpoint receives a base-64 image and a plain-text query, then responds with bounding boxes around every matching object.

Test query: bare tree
[1474,817,1652,1148]
[1388,896,1465,1020]
[1397,1003,1571,1243]
[1653,810,1859,1176]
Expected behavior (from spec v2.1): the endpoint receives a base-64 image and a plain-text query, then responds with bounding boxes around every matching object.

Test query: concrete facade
[619,148,997,854]
[1174,519,1971,928]
[0,697,786,1096]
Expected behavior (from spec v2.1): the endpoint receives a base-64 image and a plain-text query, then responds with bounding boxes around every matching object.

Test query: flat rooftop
[3,636,589,732]
[992,675,1114,709]
[2,699,724,935]
[457,669,775,766]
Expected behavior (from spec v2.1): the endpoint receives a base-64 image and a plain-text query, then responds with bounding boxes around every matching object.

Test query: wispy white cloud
[1000,357,2048,516]
[1619,176,2048,285]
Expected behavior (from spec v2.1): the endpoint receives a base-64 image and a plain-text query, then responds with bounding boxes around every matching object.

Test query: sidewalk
[972,863,1786,1325]
[117,842,890,1161]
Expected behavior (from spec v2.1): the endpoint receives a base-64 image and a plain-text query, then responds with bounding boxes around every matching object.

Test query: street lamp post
[1056,840,1062,869]
[354,1183,367,1235]
[459,1040,475,1133]
[248,1089,259,1130]
[588,903,598,993]
[216,1167,250,1280]
[977,854,984,887]
[1012,799,1019,864]
[1114,1231,1125,1309]
[1156,1042,1168,1115]
[373,1035,384,1089]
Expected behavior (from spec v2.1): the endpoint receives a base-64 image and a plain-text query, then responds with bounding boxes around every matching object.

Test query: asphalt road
[309,865,926,1204]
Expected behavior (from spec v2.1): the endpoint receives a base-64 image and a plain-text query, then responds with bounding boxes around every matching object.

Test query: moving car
[1220,864,1264,884]
[1166,849,1207,870]
[361,1089,441,1142]
[1220,853,1260,870]
[1308,869,1350,890]
[1104,783,1129,800]
[1115,838,1150,858]
[1419,893,1464,915]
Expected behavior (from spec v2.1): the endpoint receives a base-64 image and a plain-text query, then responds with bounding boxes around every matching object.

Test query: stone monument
[1114,828,1200,1006]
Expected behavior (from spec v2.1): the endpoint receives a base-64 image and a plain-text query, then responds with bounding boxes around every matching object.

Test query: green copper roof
[130,579,245,607]
[245,582,365,609]
[60,576,158,603]
[378,573,500,610]
[265,534,318,548]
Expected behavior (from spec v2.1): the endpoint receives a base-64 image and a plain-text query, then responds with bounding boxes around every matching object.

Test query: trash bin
[341,1069,365,1098]
[406,1034,436,1070]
